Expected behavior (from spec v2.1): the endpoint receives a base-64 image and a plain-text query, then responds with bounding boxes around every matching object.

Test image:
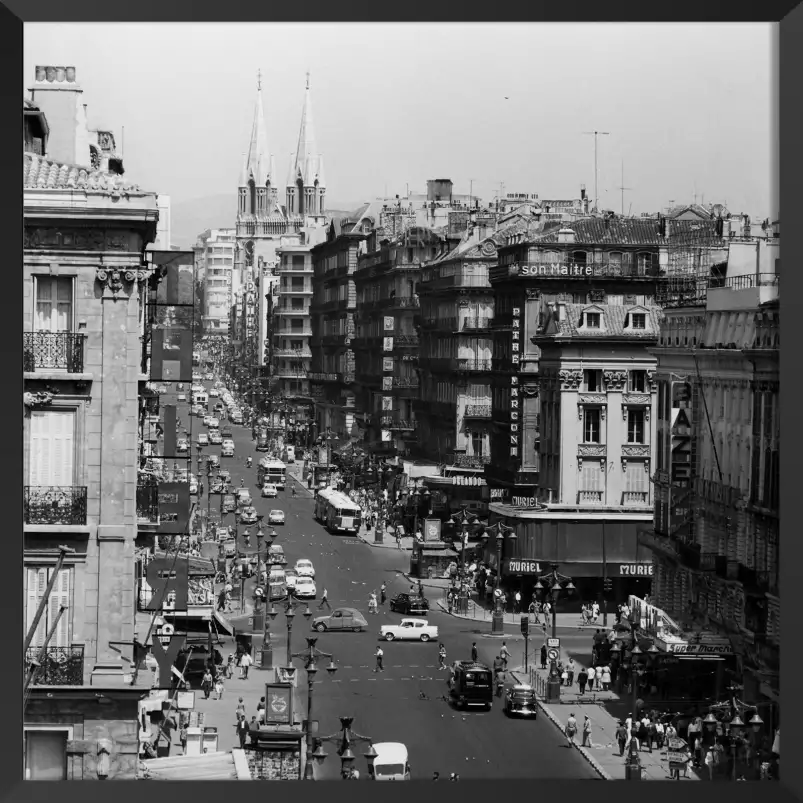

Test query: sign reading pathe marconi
[510,305,521,458]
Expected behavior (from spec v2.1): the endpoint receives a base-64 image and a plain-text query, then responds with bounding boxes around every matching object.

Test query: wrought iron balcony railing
[449,453,491,469]
[23,332,86,373]
[24,486,88,526]
[461,317,493,331]
[380,416,416,431]
[136,482,159,524]
[464,404,492,418]
[25,645,84,685]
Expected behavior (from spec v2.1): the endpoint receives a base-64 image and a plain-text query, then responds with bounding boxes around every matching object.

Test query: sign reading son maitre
[510,305,521,458]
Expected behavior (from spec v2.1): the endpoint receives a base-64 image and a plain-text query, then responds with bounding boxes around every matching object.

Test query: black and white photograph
[21,21,778,783]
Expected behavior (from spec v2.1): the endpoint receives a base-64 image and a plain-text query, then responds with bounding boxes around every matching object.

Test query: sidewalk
[434,596,601,631]
[285,460,314,498]
[355,527,415,550]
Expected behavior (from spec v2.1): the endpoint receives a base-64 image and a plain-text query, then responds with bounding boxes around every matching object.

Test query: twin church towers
[237,70,326,226]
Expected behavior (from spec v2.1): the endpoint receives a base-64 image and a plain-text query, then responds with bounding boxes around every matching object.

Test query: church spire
[286,73,325,217]
[240,70,272,187]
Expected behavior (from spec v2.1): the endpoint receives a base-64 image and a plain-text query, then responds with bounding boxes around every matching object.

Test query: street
[178,381,598,780]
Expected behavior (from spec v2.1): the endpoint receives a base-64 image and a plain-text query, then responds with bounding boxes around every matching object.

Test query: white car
[176,439,189,453]
[209,388,219,398]
[209,431,222,445]
[202,415,212,426]
[177,393,187,402]
[262,483,278,498]
[294,576,317,599]
[284,570,299,592]
[197,433,209,446]
[205,372,214,380]
[380,619,439,642]
[221,439,235,456]
[268,509,285,525]
[208,417,220,429]
[295,559,315,578]
[240,506,258,525]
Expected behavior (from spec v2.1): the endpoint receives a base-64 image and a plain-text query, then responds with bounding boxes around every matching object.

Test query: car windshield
[375,764,404,777]
[464,672,490,687]
[297,578,313,585]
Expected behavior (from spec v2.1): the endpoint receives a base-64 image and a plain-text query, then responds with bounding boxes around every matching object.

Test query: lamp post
[268,596,313,667]
[286,637,338,780]
[311,716,377,781]
[410,480,431,537]
[533,564,576,702]
[481,522,517,635]
[449,506,478,582]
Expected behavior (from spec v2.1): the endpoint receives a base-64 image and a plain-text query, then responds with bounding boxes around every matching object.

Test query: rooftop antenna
[582,130,610,212]
[469,178,475,211]
[617,160,632,216]
[693,182,697,205]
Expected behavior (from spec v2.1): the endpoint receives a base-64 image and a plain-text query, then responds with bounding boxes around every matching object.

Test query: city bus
[314,487,362,534]
[258,457,286,490]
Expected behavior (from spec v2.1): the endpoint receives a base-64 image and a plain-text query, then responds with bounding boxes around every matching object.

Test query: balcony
[276,329,312,338]
[136,482,159,525]
[578,491,604,504]
[621,491,649,505]
[449,453,491,469]
[463,404,492,419]
[273,349,312,358]
[24,486,88,526]
[380,415,415,431]
[419,317,457,332]
[24,332,86,374]
[455,359,492,372]
[25,645,84,685]
[420,267,490,290]
[461,317,493,332]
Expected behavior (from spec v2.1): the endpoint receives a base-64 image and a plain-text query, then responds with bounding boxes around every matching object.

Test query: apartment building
[197,228,235,332]
[23,67,158,780]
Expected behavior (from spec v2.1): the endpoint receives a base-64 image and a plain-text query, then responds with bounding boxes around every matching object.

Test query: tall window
[584,370,603,392]
[25,566,72,648]
[290,318,304,332]
[585,312,601,329]
[627,409,645,443]
[628,371,647,392]
[580,461,604,501]
[470,430,484,456]
[35,277,72,332]
[28,410,75,486]
[291,277,305,291]
[583,408,601,443]
[624,462,649,502]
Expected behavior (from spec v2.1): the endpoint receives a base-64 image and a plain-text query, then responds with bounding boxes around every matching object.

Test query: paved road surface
[175,383,599,780]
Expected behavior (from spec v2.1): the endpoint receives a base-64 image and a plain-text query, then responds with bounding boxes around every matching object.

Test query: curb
[509,669,613,781]
[356,534,414,551]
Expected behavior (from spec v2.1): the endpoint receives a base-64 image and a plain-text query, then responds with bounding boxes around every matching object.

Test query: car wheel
[315,623,327,632]
[384,632,395,641]
[420,634,430,642]
[352,626,361,632]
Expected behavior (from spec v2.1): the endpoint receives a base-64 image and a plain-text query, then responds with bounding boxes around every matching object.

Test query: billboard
[157,481,191,534]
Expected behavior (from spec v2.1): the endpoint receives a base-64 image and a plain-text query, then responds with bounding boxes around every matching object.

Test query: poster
[424,518,441,543]
[384,316,395,331]
[382,376,393,391]
[264,683,294,726]
[383,357,394,372]
[382,396,394,410]
[383,337,394,351]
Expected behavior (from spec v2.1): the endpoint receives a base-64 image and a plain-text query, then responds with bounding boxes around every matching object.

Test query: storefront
[486,504,653,607]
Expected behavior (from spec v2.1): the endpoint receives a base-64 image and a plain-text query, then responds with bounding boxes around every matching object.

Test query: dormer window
[631,313,646,329]
[586,312,601,329]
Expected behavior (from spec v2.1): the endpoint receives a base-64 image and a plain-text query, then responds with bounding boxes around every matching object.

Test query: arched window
[248,179,256,215]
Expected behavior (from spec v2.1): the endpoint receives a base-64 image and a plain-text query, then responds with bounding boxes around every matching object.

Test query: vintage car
[209,431,223,445]
[447,661,493,710]
[176,438,189,453]
[389,593,429,616]
[293,576,317,599]
[236,488,252,507]
[215,526,229,541]
[202,415,212,427]
[294,559,314,578]
[197,433,209,446]
[268,581,287,601]
[240,506,258,525]
[221,440,235,457]
[380,619,438,642]
[210,479,226,494]
[220,426,233,439]
[222,538,237,557]
[268,566,286,584]
[503,684,538,718]
[268,509,285,525]
[218,469,231,484]
[312,607,368,633]
[261,483,278,498]
[222,494,237,514]
[208,417,220,429]
[284,569,299,593]
[267,545,288,566]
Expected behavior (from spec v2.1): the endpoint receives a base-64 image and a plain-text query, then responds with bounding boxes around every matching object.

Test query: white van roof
[371,742,408,764]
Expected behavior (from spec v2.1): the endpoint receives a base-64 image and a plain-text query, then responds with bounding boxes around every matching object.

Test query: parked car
[222,494,237,514]
[268,581,287,601]
[262,483,278,498]
[177,393,187,402]
[268,545,287,565]
[380,619,438,642]
[197,433,209,446]
[215,526,229,541]
[189,476,198,495]
[503,684,538,718]
[389,593,429,616]
[269,566,286,584]
[312,607,367,633]
[240,506,258,525]
[192,404,205,417]
[294,576,317,599]
[284,570,299,593]
[220,426,233,439]
[268,509,285,525]
[294,559,315,578]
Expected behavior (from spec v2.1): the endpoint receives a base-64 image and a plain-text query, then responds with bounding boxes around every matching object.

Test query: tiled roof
[525,216,723,247]
[24,151,145,195]
[541,303,663,338]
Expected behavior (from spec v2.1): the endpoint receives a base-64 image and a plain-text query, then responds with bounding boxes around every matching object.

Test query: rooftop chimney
[557,227,576,244]
[30,66,89,167]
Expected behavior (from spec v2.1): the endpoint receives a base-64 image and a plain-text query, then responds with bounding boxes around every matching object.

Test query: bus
[258,457,286,490]
[314,487,362,534]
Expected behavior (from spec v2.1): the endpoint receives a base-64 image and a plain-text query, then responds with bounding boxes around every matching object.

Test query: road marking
[409,665,419,668]
[350,679,359,682]
[342,666,353,669]
[367,678,377,681]
[392,665,403,668]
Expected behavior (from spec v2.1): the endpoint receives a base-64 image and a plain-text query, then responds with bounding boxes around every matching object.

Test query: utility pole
[582,131,610,212]
[617,161,632,216]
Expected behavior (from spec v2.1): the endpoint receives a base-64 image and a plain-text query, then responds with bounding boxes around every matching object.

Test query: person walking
[582,715,592,747]
[586,664,596,692]
[368,592,378,615]
[655,718,665,749]
[202,669,213,700]
[380,582,387,607]
[236,714,249,749]
[616,721,628,756]
[215,675,225,700]
[375,646,384,672]
[499,641,511,668]
[236,697,246,719]
[438,643,447,670]
[513,590,522,614]
[565,713,578,746]
[318,588,331,610]
[600,664,612,691]
[577,666,588,695]
[566,657,575,687]
[540,644,548,670]
[240,650,252,680]
[471,642,478,662]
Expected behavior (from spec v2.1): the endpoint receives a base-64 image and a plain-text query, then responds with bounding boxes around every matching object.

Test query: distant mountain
[170,193,364,249]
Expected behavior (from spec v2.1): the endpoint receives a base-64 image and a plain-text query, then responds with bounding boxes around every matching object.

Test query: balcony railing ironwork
[24,486,88,526]
[380,416,416,431]
[621,491,649,505]
[25,645,85,685]
[449,453,491,469]
[136,482,159,524]
[464,404,492,418]
[393,333,419,346]
[461,317,493,331]
[24,332,86,373]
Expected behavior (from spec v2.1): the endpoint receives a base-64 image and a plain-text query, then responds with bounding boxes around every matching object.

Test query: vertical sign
[383,337,394,351]
[669,381,693,535]
[382,358,394,372]
[510,304,522,459]
[424,518,442,543]
[151,328,193,382]
[157,481,191,534]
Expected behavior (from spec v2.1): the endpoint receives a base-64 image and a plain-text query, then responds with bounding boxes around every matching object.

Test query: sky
[24,23,776,218]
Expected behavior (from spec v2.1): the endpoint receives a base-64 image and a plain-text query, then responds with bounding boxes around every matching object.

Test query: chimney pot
[66,66,76,83]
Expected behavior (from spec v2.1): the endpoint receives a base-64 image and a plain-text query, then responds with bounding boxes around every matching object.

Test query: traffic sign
[547,637,560,648]
[547,648,559,662]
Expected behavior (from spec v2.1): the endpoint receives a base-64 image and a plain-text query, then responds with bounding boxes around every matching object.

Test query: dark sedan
[389,593,429,616]
[503,684,538,718]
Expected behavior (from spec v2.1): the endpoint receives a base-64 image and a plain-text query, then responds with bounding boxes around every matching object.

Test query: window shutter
[49,568,72,647]
[625,462,648,494]
[29,411,75,487]
[27,567,48,648]
[581,461,602,491]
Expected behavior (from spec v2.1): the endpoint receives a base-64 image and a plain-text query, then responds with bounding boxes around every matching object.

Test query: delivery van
[368,742,410,781]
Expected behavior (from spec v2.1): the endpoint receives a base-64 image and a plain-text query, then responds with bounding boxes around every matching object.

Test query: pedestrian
[560,665,569,686]
[318,588,331,610]
[257,697,266,719]
[217,588,227,612]
[215,675,225,700]
[514,590,521,614]
[540,644,547,670]
[582,715,592,747]
[704,745,716,780]
[179,723,188,753]
[447,589,454,614]
[202,669,213,699]
[577,667,588,695]
[375,646,384,672]
[500,641,510,668]
[236,697,246,719]
[586,664,596,692]
[438,643,447,670]
[240,650,252,679]
[369,592,378,614]
[432,772,440,781]
[566,657,575,687]
[655,718,665,749]
[591,600,600,623]
[380,582,387,607]
[236,714,249,749]
[639,714,650,752]
[565,712,578,746]
[471,642,478,662]
[616,721,628,756]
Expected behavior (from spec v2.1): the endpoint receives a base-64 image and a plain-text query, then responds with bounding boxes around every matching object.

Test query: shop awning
[225,612,262,636]
[139,750,251,780]
[152,551,216,577]
[212,611,235,635]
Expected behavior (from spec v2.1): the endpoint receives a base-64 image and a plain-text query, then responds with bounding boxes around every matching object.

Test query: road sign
[493,589,503,599]
[547,648,559,662]
[547,637,560,648]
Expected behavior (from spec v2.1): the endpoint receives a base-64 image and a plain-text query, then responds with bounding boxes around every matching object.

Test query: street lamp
[449,506,478,582]
[287,637,338,780]
[268,596,313,667]
[311,716,377,781]
[409,480,431,536]
[533,563,575,702]
[481,522,517,634]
